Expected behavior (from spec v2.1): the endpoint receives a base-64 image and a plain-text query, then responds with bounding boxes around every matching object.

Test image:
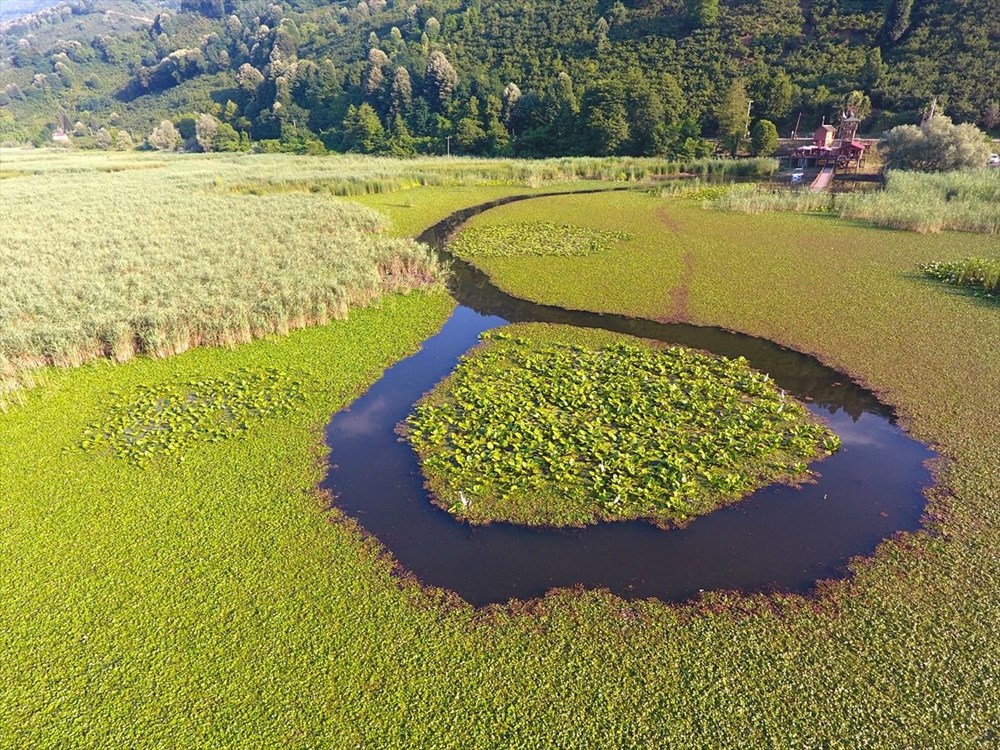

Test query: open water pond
[322,194,934,606]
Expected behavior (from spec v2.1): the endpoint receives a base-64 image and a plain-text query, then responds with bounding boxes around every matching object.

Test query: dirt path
[664,249,694,322]
[656,205,692,322]
[656,204,682,233]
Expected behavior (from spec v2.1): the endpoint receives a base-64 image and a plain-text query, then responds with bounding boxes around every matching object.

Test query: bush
[148,120,179,151]
[750,120,778,156]
[879,116,991,171]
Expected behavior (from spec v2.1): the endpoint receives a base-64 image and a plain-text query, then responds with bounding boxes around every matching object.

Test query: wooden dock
[809,166,835,193]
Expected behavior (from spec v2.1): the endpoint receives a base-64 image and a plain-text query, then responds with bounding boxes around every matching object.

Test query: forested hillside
[1,0,997,155]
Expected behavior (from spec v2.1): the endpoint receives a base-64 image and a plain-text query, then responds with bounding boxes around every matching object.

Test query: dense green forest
[1,0,997,155]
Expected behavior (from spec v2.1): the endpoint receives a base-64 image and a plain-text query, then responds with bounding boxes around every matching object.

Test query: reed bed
[709,169,1000,234]
[838,169,1000,234]
[0,151,445,403]
[709,184,836,213]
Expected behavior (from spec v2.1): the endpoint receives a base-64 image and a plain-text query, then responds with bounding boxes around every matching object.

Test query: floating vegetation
[406,332,840,527]
[920,257,1000,296]
[449,222,631,259]
[81,368,308,464]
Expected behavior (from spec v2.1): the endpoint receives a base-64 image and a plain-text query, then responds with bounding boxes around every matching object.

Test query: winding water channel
[321,192,934,606]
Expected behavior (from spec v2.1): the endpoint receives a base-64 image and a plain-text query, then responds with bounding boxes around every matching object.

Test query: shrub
[750,120,778,156]
[148,120,179,151]
[879,116,991,171]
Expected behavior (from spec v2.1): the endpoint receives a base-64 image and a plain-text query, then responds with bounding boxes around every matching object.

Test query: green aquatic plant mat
[449,222,631,258]
[406,330,840,527]
[81,368,308,464]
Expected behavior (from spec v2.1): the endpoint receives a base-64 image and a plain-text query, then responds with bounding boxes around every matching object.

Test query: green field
[2,153,999,747]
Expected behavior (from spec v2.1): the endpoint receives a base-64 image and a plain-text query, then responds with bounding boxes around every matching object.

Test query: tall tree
[454,96,486,152]
[501,83,522,128]
[342,103,385,153]
[425,51,458,110]
[580,80,629,156]
[482,95,510,155]
[716,79,751,156]
[389,67,413,120]
[363,48,390,102]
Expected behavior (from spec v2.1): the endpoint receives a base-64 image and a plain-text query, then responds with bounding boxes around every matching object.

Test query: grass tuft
[920,256,1000,296]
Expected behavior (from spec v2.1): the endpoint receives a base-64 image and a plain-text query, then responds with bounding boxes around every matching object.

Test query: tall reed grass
[709,184,836,213]
[709,169,1000,234]
[838,170,1000,234]
[0,150,445,404]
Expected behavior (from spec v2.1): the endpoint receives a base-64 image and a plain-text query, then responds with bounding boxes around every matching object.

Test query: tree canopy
[2,0,997,156]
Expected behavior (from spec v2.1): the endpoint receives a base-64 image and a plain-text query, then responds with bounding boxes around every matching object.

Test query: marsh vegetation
[711,169,1000,234]
[920,256,1000,296]
[406,326,838,527]
[0,151,454,404]
[2,152,999,748]
[81,368,309,465]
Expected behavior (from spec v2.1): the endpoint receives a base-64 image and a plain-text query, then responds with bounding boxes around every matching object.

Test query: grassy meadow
[1,151,999,747]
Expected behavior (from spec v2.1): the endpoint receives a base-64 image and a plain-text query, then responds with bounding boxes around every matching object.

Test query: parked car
[790,168,806,183]
[989,153,1000,167]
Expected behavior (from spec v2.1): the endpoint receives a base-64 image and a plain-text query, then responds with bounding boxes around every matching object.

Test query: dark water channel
[321,193,934,606]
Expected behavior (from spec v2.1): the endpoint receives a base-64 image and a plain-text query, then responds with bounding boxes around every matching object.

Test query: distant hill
[1,0,997,155]
[0,1,66,22]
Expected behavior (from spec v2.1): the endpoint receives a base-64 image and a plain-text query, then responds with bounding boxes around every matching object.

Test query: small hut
[813,124,836,148]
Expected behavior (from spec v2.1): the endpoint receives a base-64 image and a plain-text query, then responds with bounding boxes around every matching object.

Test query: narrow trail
[665,250,694,323]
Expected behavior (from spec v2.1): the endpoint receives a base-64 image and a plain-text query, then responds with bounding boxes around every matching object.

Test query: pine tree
[342,103,386,153]
[425,51,458,110]
[363,48,390,101]
[389,67,413,120]
[501,83,522,128]
[387,114,416,156]
[454,96,486,152]
[883,0,914,43]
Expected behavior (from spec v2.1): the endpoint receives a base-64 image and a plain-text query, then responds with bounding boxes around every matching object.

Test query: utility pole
[792,111,802,140]
[446,135,451,157]
[745,98,754,139]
